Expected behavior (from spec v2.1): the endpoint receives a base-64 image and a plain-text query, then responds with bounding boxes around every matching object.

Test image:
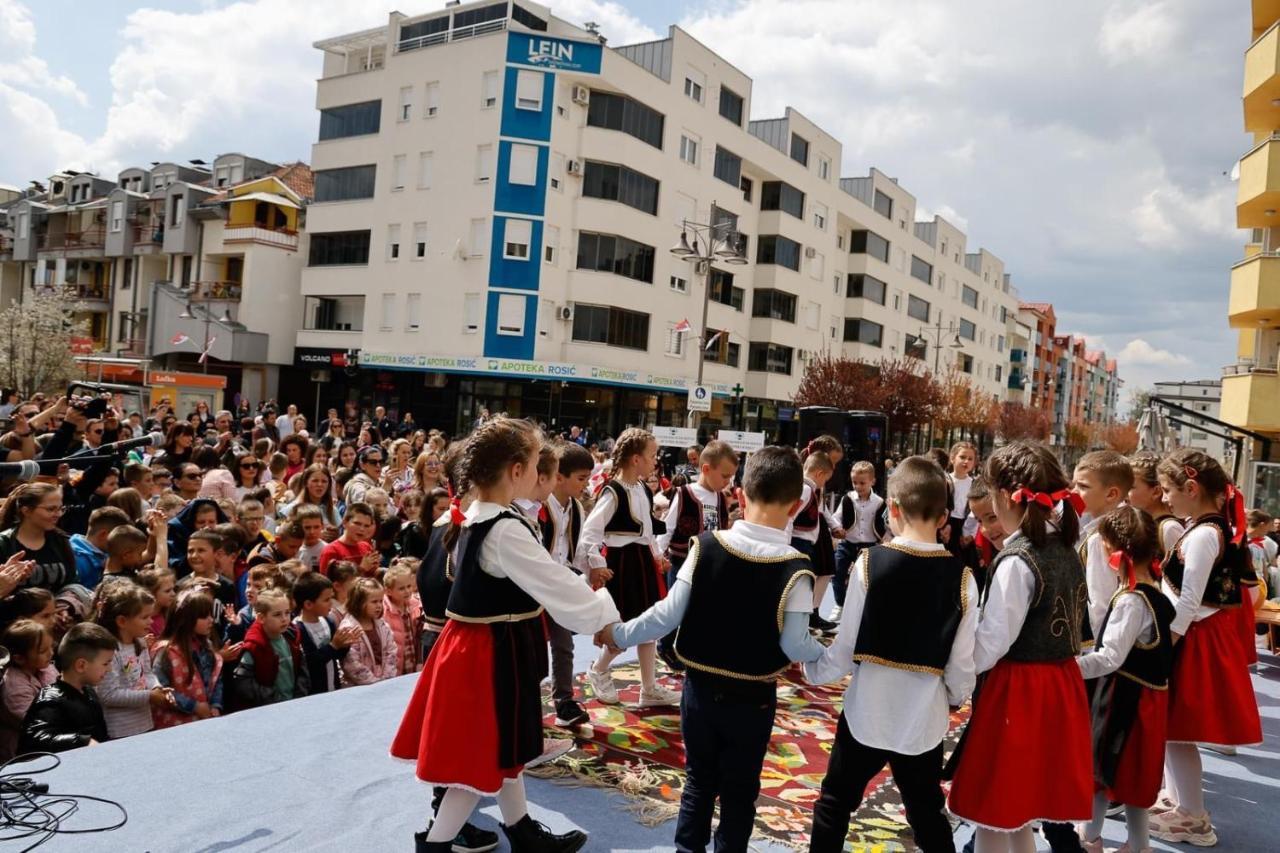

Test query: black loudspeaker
[797,407,889,497]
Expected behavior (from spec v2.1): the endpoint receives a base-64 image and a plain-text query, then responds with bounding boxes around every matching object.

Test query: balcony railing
[38,227,107,251]
[1223,360,1279,377]
[397,17,505,53]
[186,280,242,302]
[224,224,298,250]
[0,236,10,255]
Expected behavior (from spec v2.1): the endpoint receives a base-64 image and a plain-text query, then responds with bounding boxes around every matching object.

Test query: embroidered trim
[960,565,971,616]
[880,542,955,558]
[444,552,454,582]
[674,651,789,682]
[1115,669,1168,691]
[444,606,544,624]
[710,531,811,564]
[776,569,817,632]
[851,653,945,676]
[860,548,872,590]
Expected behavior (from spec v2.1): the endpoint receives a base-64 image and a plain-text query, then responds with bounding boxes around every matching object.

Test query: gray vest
[997,536,1088,662]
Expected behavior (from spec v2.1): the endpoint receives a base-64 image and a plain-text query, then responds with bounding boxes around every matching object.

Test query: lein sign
[507,32,602,74]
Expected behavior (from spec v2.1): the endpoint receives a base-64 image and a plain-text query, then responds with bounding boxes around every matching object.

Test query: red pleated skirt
[1103,685,1168,808]
[1167,609,1262,747]
[389,620,519,795]
[947,659,1093,830]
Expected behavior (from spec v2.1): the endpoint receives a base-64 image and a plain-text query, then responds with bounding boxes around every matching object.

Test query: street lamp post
[670,207,748,429]
[912,317,965,448]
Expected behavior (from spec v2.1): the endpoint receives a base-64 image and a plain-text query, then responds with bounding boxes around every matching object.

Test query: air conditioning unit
[558,303,574,322]
[804,246,817,259]
[571,85,590,106]
[566,160,583,176]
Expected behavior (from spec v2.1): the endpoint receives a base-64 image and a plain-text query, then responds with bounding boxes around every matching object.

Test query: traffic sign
[652,425,698,447]
[717,430,765,453]
[687,384,711,413]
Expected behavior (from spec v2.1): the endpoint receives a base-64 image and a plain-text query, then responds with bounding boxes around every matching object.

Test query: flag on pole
[198,336,217,364]
[704,330,723,351]
[673,318,691,334]
[170,333,190,347]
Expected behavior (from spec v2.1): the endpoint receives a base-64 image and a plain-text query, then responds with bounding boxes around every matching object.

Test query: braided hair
[443,417,542,549]
[1096,506,1160,589]
[983,440,1078,548]
[610,428,655,477]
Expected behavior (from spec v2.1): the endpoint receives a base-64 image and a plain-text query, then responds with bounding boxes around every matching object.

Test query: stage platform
[24,636,1280,852]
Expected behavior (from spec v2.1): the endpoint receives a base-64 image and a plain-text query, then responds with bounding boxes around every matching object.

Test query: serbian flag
[673,318,691,334]
[170,333,190,347]
[198,336,217,364]
[704,330,724,351]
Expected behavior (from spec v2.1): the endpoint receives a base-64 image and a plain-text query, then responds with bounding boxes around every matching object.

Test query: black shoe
[501,815,587,853]
[414,831,453,853]
[553,698,589,728]
[453,822,500,853]
[809,611,837,633]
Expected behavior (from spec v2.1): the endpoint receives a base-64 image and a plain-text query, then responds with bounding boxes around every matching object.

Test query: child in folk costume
[1076,508,1174,853]
[1127,451,1184,561]
[945,441,978,557]
[391,418,619,853]
[831,460,887,623]
[947,441,1093,853]
[958,477,1006,601]
[582,428,680,708]
[1148,450,1262,847]
[1072,450,1134,639]
[788,450,844,632]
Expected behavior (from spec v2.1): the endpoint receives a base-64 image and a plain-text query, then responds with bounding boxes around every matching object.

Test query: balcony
[1237,135,1280,228]
[186,280,242,302]
[1222,361,1280,432]
[0,236,10,258]
[37,227,106,254]
[223,224,299,251]
[133,221,165,253]
[1245,19,1280,131]
[1229,252,1280,326]
[396,17,505,54]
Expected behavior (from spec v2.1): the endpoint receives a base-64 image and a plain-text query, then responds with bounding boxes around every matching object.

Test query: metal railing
[1223,360,1279,377]
[396,17,505,53]
[224,223,299,249]
[186,280,242,302]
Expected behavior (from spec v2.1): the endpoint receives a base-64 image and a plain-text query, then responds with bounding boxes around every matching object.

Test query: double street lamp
[670,209,748,428]
[911,316,966,374]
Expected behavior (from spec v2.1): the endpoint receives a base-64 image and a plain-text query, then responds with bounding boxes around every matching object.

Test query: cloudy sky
[0,0,1249,407]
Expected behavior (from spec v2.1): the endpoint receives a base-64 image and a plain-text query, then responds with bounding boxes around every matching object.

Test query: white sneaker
[587,666,619,704]
[525,737,573,769]
[828,605,842,624]
[636,683,681,707]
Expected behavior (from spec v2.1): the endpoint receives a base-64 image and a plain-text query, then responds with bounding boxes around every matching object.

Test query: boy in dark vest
[597,446,827,851]
[539,442,593,727]
[654,439,738,670]
[831,460,887,623]
[805,456,979,852]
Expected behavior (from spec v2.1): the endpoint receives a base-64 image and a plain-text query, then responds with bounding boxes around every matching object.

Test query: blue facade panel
[493,141,548,216]
[482,291,537,359]
[499,68,555,141]
[488,216,543,291]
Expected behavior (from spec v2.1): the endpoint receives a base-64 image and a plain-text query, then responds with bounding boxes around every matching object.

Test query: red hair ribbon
[1225,484,1246,546]
[1010,488,1085,517]
[974,528,994,566]
[1108,550,1137,590]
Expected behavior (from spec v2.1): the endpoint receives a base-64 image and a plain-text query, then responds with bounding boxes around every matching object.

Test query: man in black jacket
[19,623,115,754]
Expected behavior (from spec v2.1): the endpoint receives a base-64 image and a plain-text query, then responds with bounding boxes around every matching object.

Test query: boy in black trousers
[597,446,826,851]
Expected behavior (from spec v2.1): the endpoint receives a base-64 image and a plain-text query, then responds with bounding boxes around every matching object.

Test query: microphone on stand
[67,432,165,459]
[0,433,164,482]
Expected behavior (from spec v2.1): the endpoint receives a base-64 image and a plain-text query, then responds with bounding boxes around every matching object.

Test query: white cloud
[1099,1,1180,65]
[1118,338,1191,367]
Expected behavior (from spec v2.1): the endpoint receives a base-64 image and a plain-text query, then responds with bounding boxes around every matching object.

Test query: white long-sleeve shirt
[949,474,974,519]
[579,479,661,570]
[786,480,841,543]
[838,491,885,544]
[806,537,979,755]
[973,529,1040,675]
[1163,522,1224,636]
[1079,515,1118,638]
[463,502,619,634]
[98,642,160,739]
[1076,590,1157,680]
[1158,517,1185,558]
[656,482,724,554]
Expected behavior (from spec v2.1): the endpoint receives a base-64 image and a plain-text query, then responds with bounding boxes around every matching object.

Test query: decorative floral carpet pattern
[537,663,970,851]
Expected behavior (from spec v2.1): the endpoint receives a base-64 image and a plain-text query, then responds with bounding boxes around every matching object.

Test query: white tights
[595,641,658,691]
[973,827,1036,853]
[425,777,529,842]
[1165,742,1207,815]
[1083,791,1150,850]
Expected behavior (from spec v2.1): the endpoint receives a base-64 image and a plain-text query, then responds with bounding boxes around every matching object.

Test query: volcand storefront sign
[360,352,734,396]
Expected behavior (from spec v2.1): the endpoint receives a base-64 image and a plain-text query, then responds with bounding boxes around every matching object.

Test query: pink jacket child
[338,613,398,686]
[0,664,58,760]
[381,595,423,675]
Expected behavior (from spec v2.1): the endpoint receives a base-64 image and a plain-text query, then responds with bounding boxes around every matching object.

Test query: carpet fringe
[526,753,680,827]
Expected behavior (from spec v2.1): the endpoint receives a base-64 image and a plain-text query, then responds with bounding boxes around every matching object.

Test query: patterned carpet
[538,662,970,851]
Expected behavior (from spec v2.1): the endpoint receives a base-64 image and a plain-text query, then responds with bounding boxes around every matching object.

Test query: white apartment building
[298,1,1021,437]
[1153,379,1233,464]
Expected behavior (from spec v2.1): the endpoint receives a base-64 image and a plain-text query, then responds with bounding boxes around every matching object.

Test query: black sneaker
[554,698,589,727]
[809,611,837,634]
[502,815,586,853]
[413,831,452,853]
[453,822,500,853]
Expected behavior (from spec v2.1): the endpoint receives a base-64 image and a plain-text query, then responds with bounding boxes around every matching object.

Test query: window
[406,293,422,331]
[572,304,650,350]
[468,218,487,257]
[314,165,376,202]
[391,154,406,191]
[790,134,809,166]
[512,4,549,30]
[380,293,395,330]
[670,275,688,293]
[684,69,705,102]
[170,194,185,227]
[756,235,801,271]
[665,322,685,356]
[713,146,742,187]
[497,294,526,336]
[481,70,499,108]
[705,329,740,366]
[463,293,481,333]
[504,219,532,260]
[398,86,413,121]
[844,318,884,347]
[962,285,979,309]
[805,301,821,330]
[413,222,427,259]
[997,334,1005,353]
[453,2,506,29]
[308,230,371,266]
[959,353,974,374]
[910,256,932,285]
[847,274,886,304]
[752,289,797,322]
[424,82,440,117]
[575,232,655,283]
[959,318,976,340]
[740,176,753,202]
[719,86,744,125]
[809,250,824,281]
[849,229,889,263]
[304,296,364,331]
[748,342,793,375]
[387,224,400,260]
[509,143,539,186]
[907,295,930,322]
[760,181,805,219]
[515,69,543,111]
[582,161,659,215]
[544,225,559,264]
[550,152,565,191]
[833,273,842,295]
[417,151,433,189]
[905,333,927,360]
[586,91,664,148]
[813,202,828,231]
[538,298,553,338]
[709,269,744,310]
[110,200,124,233]
[399,15,448,47]
[679,133,699,166]
[319,100,381,140]
[15,211,27,239]
[872,189,893,219]
[475,145,495,183]
[818,155,831,181]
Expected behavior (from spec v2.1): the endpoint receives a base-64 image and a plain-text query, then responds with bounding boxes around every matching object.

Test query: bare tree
[0,287,90,398]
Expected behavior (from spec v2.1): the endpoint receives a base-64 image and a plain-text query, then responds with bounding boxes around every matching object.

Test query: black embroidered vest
[667,486,730,560]
[851,544,968,675]
[445,511,543,623]
[538,497,582,566]
[999,536,1088,663]
[602,480,651,535]
[1096,583,1175,690]
[838,493,888,542]
[1162,514,1249,608]
[674,532,813,681]
[418,518,452,629]
[792,481,821,533]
